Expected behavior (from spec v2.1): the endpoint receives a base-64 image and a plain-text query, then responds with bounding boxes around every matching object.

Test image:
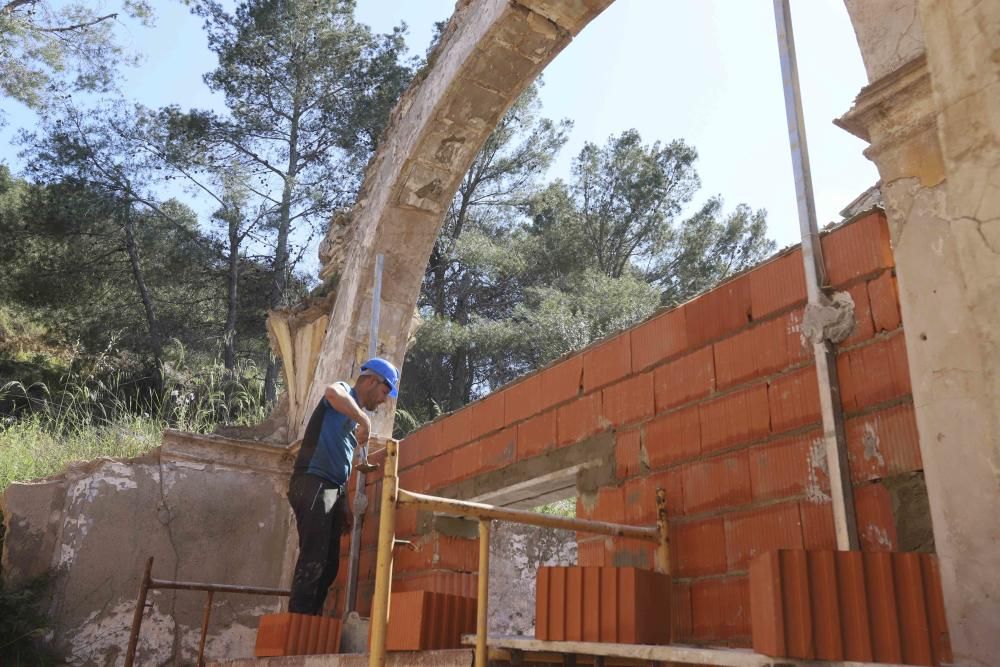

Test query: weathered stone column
[841,1,1000,662]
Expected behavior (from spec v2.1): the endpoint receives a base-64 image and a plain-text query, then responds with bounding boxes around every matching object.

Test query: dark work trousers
[287,473,347,615]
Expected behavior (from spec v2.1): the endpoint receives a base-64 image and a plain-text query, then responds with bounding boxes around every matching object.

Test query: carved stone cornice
[836,55,943,186]
[161,428,293,475]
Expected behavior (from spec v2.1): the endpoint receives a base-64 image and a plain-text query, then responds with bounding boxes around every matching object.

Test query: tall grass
[0,342,270,492]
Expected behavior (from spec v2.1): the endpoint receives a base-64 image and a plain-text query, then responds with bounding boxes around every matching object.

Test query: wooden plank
[461,635,913,667]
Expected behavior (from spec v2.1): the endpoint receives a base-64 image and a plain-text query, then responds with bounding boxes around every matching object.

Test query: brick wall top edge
[400,211,890,443]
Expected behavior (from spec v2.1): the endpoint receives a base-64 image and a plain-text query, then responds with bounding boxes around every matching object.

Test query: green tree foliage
[0,0,153,123]
[183,0,414,400]
[399,120,776,427]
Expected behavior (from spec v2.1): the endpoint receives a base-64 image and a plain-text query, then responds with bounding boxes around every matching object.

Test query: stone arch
[266,1,999,661]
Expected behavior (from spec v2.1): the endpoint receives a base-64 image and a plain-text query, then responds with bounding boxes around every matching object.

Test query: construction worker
[287,357,399,615]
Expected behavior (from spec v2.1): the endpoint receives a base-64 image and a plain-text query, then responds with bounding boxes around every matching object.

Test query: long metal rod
[773,0,858,551]
[346,253,385,612]
[148,580,290,596]
[396,489,659,542]
[476,520,490,667]
[196,591,214,667]
[124,556,153,667]
[368,438,399,667]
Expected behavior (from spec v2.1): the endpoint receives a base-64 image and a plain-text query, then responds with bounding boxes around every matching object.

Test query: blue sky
[1,0,877,257]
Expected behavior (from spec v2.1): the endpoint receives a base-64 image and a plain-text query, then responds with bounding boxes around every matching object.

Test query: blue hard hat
[360,357,399,398]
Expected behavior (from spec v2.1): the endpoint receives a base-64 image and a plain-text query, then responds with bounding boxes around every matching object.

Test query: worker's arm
[325,383,371,445]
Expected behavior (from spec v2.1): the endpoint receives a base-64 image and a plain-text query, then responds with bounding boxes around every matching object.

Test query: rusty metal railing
[124,556,290,667]
[367,439,670,667]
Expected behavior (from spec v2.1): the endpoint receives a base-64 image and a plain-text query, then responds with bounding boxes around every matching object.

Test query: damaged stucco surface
[487,520,576,636]
[1,431,294,665]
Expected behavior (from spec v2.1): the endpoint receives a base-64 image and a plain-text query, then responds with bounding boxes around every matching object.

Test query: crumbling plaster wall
[840,1,1000,663]
[0,431,294,665]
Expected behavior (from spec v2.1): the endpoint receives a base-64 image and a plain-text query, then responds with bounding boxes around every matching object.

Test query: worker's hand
[355,414,371,446]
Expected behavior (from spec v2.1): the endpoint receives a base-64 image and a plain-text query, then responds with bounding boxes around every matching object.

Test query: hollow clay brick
[539,354,583,410]
[854,483,898,551]
[820,212,893,287]
[566,567,584,641]
[615,429,644,480]
[602,372,655,427]
[505,373,541,425]
[835,550,874,662]
[714,311,808,389]
[691,576,750,641]
[781,549,814,659]
[674,517,727,577]
[893,552,933,666]
[768,366,821,433]
[653,346,715,412]
[583,333,632,393]
[557,391,603,445]
[535,567,550,639]
[685,275,753,348]
[439,409,473,453]
[645,405,701,468]
[725,503,803,571]
[287,613,303,654]
[672,581,693,643]
[920,553,953,665]
[749,551,786,657]
[807,550,843,660]
[583,566,602,640]
[536,566,670,645]
[399,420,442,468]
[517,409,557,460]
[682,452,751,515]
[749,248,807,319]
[478,427,515,473]
[631,307,688,371]
[255,613,293,657]
[386,590,476,651]
[863,551,903,663]
[846,403,922,483]
[698,384,770,453]
[868,271,901,332]
[470,391,505,440]
[748,430,826,502]
[799,500,837,550]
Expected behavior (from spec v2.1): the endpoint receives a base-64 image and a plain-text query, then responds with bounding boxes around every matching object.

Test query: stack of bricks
[385,590,477,650]
[335,211,931,648]
[749,550,951,665]
[254,613,341,656]
[535,566,672,645]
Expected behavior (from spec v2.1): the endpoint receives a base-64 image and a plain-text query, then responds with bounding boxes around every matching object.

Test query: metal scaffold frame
[367,439,669,667]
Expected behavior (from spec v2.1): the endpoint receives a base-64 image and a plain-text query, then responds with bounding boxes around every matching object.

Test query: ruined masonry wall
[341,211,929,648]
[0,432,294,665]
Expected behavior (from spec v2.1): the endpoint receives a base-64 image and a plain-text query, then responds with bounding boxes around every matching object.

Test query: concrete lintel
[436,432,615,506]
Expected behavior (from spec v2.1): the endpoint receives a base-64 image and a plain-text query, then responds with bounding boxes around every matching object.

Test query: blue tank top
[294,381,358,486]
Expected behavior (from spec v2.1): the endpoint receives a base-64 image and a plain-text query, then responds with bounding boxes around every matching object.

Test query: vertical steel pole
[773,0,859,550]
[368,439,399,667]
[346,253,385,612]
[475,520,491,667]
[124,557,153,667]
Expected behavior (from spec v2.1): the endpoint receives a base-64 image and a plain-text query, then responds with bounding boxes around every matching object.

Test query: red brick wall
[338,212,924,646]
